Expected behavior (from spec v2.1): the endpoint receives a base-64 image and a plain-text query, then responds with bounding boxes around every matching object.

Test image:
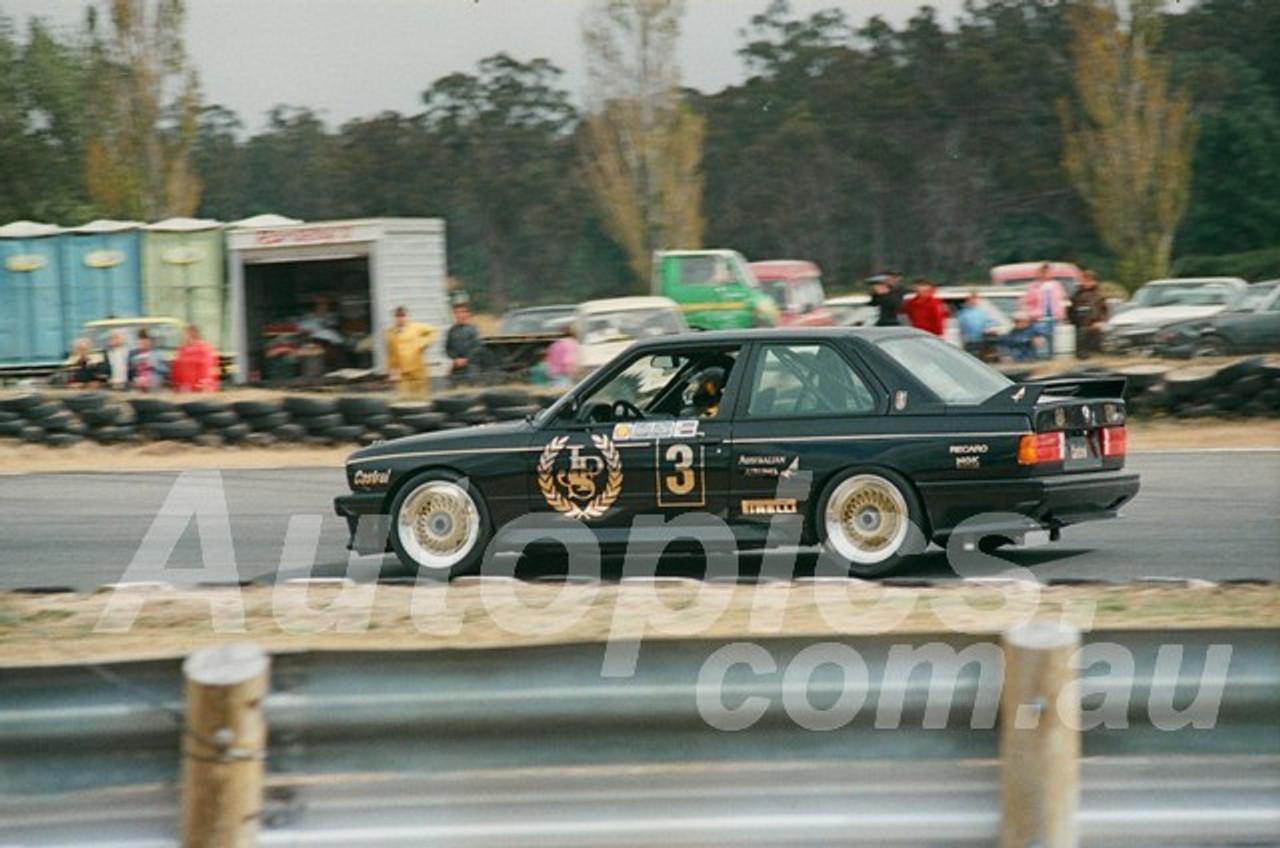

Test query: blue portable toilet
[0,220,66,365]
[61,220,144,341]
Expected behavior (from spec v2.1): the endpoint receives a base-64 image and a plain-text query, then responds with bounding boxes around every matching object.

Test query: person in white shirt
[104,331,131,390]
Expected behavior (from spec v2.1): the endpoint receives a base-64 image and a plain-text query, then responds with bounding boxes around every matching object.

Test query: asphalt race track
[1,450,1276,591]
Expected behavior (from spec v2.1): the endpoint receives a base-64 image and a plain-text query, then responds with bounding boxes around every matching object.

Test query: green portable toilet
[61,219,144,339]
[142,217,227,349]
[0,220,66,365]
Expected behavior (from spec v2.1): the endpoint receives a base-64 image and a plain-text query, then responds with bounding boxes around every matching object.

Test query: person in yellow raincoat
[385,306,436,397]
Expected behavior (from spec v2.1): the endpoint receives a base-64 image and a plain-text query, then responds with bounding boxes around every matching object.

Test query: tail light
[1018,432,1065,465]
[1101,425,1126,458]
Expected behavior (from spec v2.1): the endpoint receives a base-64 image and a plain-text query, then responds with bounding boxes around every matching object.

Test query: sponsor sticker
[740,498,798,515]
[538,433,623,519]
[352,468,391,488]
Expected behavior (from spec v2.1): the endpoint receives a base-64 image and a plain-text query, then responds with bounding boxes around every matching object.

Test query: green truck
[652,249,780,331]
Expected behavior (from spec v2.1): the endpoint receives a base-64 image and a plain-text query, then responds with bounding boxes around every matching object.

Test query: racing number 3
[657,442,705,507]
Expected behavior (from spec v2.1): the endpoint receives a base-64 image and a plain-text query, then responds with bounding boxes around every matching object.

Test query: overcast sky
[2,0,968,132]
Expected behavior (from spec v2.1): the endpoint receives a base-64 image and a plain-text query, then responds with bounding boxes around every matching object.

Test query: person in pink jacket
[1018,262,1068,359]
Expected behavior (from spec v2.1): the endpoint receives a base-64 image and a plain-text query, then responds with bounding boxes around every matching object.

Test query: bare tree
[85,0,202,219]
[1059,0,1197,290]
[580,0,705,285]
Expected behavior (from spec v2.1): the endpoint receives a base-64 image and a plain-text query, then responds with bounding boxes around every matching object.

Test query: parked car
[749,260,834,326]
[990,261,1084,296]
[824,293,877,328]
[574,295,689,375]
[1152,280,1280,357]
[652,249,780,330]
[498,304,576,336]
[336,327,1139,578]
[1104,277,1247,355]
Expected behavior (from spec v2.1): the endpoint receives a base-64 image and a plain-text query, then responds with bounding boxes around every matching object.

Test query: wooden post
[180,642,270,848]
[1000,620,1081,848]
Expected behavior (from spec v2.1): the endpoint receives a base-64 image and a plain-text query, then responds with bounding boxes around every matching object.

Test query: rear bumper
[919,471,1141,539]
[334,492,390,554]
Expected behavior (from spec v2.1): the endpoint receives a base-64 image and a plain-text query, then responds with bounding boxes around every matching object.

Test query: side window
[745,344,876,418]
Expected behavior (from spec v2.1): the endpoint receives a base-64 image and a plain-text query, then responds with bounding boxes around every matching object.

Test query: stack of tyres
[482,388,542,422]
[283,395,348,445]
[233,399,291,444]
[130,398,201,442]
[179,399,251,445]
[388,400,447,436]
[337,396,395,442]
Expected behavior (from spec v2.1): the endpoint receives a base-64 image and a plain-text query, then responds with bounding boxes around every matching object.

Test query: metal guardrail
[1,629,1278,845]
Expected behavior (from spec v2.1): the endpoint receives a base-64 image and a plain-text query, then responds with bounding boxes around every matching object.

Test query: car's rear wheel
[389,472,489,578]
[817,470,924,577]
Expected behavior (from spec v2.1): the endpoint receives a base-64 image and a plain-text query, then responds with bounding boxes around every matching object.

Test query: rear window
[877,335,1011,404]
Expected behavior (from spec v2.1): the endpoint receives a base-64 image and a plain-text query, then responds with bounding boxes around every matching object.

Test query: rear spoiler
[981,376,1128,410]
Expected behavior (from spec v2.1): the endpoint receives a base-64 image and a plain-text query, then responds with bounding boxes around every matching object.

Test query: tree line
[1,0,1278,310]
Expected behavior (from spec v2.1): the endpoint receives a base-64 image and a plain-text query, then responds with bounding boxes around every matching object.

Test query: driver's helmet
[690,366,726,415]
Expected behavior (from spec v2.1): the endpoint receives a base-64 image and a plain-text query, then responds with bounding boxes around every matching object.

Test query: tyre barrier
[1008,356,1280,420]
[0,387,564,449]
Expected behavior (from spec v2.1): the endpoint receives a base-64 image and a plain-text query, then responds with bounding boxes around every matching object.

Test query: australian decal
[5,254,47,272]
[738,455,799,478]
[538,433,623,519]
[84,250,126,269]
[161,247,203,265]
[352,468,391,489]
[741,498,798,515]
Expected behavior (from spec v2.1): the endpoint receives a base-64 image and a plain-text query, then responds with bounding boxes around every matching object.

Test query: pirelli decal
[741,498,798,515]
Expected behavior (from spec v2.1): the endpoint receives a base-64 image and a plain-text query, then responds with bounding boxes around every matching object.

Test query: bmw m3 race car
[335,327,1140,578]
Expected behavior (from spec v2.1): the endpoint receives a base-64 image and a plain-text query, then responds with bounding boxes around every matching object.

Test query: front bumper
[334,492,391,554]
[919,471,1141,539]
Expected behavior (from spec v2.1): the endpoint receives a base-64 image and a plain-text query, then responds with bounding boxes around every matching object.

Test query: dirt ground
[2,581,1276,668]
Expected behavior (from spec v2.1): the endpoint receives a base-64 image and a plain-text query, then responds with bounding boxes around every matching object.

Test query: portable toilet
[142,217,227,349]
[0,220,66,365]
[61,219,144,341]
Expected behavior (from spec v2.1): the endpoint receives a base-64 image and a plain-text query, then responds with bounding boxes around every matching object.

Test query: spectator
[445,301,482,386]
[66,338,103,387]
[901,278,949,336]
[542,323,579,388]
[385,305,436,397]
[103,331,130,390]
[1001,313,1039,362]
[1070,269,1110,359]
[1019,262,1067,359]
[957,292,998,359]
[172,325,220,393]
[129,329,167,392]
[868,270,904,327]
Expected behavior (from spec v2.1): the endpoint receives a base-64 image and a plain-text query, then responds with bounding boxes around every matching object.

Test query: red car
[750,260,834,327]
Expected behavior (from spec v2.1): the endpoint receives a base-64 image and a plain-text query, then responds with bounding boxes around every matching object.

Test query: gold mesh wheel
[822,473,911,566]
[395,479,482,572]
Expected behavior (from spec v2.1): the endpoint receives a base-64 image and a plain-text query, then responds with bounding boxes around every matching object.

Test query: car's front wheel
[389,472,489,578]
[816,469,925,578]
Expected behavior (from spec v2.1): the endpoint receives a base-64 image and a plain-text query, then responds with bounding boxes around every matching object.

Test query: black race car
[335,327,1139,578]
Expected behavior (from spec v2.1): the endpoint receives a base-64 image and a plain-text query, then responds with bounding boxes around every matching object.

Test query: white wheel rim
[397,481,481,571]
[824,474,910,565]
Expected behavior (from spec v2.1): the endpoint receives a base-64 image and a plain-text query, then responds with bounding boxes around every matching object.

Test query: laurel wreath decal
[537,433,624,520]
